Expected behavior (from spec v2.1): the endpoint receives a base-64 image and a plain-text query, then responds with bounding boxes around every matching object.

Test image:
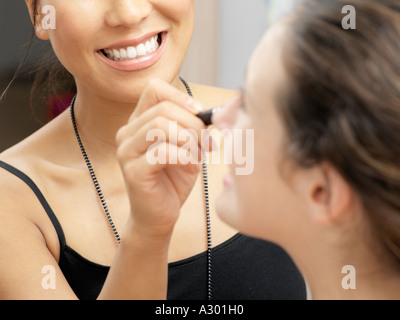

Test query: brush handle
[196,107,220,126]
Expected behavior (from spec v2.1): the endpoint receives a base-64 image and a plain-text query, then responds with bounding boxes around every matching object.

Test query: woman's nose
[105,0,152,28]
[213,97,240,131]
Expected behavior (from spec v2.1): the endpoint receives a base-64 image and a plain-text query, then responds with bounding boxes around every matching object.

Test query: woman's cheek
[47,7,99,70]
[152,0,194,18]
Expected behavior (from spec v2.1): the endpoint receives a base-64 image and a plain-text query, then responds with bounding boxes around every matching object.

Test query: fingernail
[186,97,204,113]
[192,101,204,112]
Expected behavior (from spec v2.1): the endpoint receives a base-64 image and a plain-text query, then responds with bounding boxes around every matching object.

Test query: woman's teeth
[103,34,160,61]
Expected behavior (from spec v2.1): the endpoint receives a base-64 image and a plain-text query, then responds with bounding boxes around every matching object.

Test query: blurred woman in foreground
[215,0,400,299]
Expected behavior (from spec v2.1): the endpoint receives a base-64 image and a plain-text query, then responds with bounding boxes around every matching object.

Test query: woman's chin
[215,187,241,230]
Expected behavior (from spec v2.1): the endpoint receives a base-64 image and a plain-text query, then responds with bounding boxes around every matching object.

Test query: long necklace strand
[70,77,213,300]
[180,77,213,300]
[70,97,121,244]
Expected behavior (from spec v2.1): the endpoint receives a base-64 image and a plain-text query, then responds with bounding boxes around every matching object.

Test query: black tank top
[0,161,306,300]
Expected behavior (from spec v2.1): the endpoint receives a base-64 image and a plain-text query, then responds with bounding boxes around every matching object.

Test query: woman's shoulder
[0,110,70,171]
[0,135,50,212]
[0,151,57,248]
[0,117,66,251]
[188,82,240,109]
[0,156,42,217]
[0,155,63,299]
[0,113,73,214]
[0,138,42,188]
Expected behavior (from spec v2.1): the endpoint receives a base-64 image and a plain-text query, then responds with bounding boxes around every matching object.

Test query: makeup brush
[195,106,221,126]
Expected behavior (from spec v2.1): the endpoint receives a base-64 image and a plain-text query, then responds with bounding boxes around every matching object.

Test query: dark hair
[279,0,400,261]
[1,0,76,115]
[31,0,76,109]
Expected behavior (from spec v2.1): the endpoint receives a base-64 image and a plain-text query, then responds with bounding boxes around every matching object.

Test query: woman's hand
[116,79,210,241]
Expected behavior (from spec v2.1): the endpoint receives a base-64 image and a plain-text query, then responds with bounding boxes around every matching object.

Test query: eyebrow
[237,89,245,110]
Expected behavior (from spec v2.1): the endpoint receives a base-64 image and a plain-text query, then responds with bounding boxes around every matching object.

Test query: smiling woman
[0,0,306,300]
[30,0,195,102]
[97,32,164,71]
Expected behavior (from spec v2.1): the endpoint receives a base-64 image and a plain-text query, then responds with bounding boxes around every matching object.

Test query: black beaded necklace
[70,77,213,300]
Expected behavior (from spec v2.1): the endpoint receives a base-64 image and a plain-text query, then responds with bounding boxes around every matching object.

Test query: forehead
[245,20,289,114]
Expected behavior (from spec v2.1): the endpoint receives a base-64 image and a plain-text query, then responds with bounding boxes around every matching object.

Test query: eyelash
[238,90,247,112]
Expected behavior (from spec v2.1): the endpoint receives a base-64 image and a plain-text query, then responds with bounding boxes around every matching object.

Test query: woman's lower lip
[97,33,167,72]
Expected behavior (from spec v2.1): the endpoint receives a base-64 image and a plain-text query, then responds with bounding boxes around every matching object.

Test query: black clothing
[0,161,306,300]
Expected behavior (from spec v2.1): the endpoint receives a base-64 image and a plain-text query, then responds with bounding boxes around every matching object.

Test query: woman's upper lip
[99,30,165,50]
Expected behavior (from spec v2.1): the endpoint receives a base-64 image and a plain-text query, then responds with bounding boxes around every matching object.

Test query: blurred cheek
[223,128,288,239]
[216,133,267,235]
[153,0,193,19]
[233,167,270,236]
[217,172,273,241]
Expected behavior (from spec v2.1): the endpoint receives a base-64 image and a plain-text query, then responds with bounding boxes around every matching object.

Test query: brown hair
[31,0,76,110]
[279,0,400,262]
[1,0,75,114]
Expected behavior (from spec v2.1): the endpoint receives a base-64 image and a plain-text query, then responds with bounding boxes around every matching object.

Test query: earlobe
[34,22,51,41]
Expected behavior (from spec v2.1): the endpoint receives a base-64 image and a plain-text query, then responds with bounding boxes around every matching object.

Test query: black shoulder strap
[0,160,66,251]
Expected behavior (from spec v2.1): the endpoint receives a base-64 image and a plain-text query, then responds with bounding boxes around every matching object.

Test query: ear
[301,163,355,226]
[25,0,50,41]
[25,0,35,24]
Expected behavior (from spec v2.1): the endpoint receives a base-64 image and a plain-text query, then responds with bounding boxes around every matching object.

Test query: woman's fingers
[117,114,205,164]
[125,143,201,178]
[119,101,205,143]
[115,80,208,236]
[130,78,203,121]
[116,101,213,162]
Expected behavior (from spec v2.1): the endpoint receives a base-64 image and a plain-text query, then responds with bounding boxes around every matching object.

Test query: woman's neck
[71,76,188,161]
[73,92,134,154]
[294,242,400,300]
[308,268,400,300]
